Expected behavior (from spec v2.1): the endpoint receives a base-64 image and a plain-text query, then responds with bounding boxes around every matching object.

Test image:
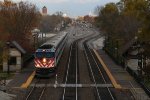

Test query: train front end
[34,49,56,77]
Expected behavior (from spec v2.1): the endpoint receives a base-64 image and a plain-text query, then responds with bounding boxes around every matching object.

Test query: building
[77,16,84,21]
[4,0,11,2]
[3,41,26,72]
[42,6,47,16]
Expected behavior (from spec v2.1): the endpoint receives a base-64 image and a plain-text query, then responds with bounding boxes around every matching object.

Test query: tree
[94,6,102,16]
[39,12,67,33]
[55,11,63,17]
[121,0,149,36]
[83,15,94,23]
[0,1,41,51]
[95,0,150,43]
[97,3,119,36]
[95,0,150,77]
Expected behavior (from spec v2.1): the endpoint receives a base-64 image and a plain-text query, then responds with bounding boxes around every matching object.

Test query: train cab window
[46,52,55,58]
[39,45,53,49]
[35,52,55,58]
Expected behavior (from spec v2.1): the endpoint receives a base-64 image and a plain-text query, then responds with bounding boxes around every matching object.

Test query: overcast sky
[1,0,119,17]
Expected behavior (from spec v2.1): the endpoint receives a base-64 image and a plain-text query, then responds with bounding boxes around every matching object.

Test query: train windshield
[35,52,54,58]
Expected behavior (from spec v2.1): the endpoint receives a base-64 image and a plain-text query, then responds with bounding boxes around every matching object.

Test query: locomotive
[34,32,68,77]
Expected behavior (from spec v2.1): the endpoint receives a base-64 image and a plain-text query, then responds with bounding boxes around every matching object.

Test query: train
[34,32,68,77]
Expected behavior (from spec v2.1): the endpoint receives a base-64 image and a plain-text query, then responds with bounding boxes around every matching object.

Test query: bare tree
[94,6,103,16]
[39,13,65,33]
[55,11,63,17]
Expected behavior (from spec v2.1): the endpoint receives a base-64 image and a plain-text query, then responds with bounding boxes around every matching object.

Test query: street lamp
[137,43,144,78]
[6,41,10,74]
[115,40,119,61]
[31,28,40,51]
[115,47,118,59]
[137,44,141,73]
[32,35,36,51]
[45,33,46,42]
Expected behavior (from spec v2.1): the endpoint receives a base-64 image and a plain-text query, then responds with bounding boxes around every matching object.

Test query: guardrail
[130,81,150,100]
[104,47,150,98]
[126,67,150,98]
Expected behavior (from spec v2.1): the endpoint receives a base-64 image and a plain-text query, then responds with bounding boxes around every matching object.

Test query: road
[12,24,134,100]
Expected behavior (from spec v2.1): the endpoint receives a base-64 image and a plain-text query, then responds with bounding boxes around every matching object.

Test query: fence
[130,82,150,100]
[126,66,150,97]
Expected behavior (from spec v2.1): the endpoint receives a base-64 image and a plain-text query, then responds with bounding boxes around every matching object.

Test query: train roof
[41,31,67,48]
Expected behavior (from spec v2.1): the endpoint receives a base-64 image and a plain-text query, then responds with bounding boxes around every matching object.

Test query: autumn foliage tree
[95,0,150,53]
[83,15,95,23]
[96,3,119,36]
[95,0,150,77]
[0,1,41,51]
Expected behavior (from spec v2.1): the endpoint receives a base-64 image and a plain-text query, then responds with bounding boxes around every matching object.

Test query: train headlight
[50,63,54,67]
[51,64,54,67]
[36,64,40,67]
[43,58,46,63]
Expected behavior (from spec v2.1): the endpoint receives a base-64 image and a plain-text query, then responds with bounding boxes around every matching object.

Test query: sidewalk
[97,49,149,99]
[3,61,35,100]
[6,61,34,88]
[0,61,34,100]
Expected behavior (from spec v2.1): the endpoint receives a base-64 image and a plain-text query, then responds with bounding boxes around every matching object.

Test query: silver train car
[34,32,68,77]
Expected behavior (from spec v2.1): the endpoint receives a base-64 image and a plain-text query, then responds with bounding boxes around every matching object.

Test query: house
[3,41,26,72]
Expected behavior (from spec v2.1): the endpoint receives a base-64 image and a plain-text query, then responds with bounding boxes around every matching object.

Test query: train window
[35,52,55,58]
[39,45,53,49]
[45,52,55,58]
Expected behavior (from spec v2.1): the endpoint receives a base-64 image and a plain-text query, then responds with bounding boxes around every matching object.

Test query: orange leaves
[0,1,41,52]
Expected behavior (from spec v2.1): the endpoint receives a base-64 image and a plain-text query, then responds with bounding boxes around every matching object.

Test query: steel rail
[86,44,115,100]
[38,83,47,100]
[25,79,40,100]
[83,43,102,100]
[76,42,78,100]
[62,42,73,100]
[25,86,36,100]
[25,79,49,100]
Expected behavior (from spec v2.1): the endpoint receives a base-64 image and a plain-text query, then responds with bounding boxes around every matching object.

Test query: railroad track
[83,41,115,100]
[25,79,49,100]
[62,40,79,100]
